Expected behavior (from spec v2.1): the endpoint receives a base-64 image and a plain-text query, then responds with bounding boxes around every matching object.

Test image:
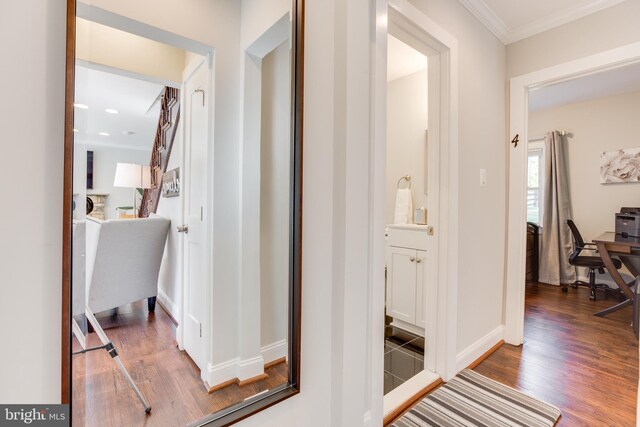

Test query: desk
[592,232,639,336]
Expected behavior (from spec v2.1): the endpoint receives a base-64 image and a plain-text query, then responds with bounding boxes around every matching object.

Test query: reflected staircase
[139,87,180,218]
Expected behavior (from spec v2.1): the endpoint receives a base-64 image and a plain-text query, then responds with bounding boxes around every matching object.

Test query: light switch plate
[480,169,487,186]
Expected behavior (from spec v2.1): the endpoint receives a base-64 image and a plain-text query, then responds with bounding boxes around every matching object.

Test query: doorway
[373,0,460,419]
[505,42,640,344]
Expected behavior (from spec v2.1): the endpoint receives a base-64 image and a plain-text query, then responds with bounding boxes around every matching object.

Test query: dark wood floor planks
[72,301,287,426]
[474,283,638,426]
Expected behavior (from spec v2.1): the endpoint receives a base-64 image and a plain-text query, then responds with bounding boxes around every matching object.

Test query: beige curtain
[539,131,576,285]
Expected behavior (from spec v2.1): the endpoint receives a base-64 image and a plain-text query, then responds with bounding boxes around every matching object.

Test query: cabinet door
[386,246,417,324]
[415,250,427,329]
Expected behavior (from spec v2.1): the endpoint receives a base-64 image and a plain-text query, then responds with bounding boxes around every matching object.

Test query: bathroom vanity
[385,224,428,336]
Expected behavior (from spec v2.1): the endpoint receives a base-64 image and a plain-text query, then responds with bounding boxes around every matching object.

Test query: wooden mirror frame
[61,1,304,425]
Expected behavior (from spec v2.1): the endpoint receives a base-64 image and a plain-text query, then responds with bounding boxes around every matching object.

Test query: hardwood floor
[475,283,638,426]
[72,301,288,427]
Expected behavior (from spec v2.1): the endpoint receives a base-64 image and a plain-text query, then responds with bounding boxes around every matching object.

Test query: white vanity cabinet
[386,225,427,336]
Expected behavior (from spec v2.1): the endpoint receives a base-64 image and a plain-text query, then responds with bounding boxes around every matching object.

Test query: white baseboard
[157,289,180,322]
[237,355,265,381]
[455,325,504,373]
[207,358,240,387]
[261,339,288,365]
[207,355,266,387]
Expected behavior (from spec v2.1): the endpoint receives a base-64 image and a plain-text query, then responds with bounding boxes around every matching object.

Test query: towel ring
[397,175,411,189]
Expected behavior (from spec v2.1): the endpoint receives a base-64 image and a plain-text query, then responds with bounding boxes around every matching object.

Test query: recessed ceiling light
[98,132,110,136]
[73,128,79,132]
[105,108,119,114]
[74,103,89,109]
[122,130,136,135]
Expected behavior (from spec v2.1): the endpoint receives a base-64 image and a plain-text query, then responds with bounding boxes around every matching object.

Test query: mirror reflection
[70,1,295,425]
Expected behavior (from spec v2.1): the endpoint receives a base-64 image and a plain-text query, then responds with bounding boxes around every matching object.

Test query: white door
[386,246,417,324]
[182,60,209,370]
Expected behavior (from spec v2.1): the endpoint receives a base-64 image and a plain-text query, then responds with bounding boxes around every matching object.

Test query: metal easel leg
[85,307,152,414]
[71,318,87,350]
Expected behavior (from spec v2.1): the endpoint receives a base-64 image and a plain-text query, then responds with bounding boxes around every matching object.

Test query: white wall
[260,42,290,351]
[406,0,507,355]
[507,0,640,78]
[0,0,65,403]
[74,144,151,220]
[386,69,428,225]
[529,91,640,282]
[76,18,185,84]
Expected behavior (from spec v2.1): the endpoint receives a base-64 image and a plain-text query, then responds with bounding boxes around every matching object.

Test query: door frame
[372,0,459,417]
[504,41,640,345]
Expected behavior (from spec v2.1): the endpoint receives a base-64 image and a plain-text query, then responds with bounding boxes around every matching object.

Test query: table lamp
[113,163,152,218]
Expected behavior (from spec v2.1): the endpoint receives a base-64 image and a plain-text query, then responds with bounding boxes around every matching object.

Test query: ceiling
[73,65,164,151]
[529,61,640,111]
[387,35,428,82]
[458,0,627,44]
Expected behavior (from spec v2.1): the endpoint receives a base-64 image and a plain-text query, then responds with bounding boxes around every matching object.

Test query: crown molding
[507,0,628,44]
[458,0,509,44]
[459,0,628,45]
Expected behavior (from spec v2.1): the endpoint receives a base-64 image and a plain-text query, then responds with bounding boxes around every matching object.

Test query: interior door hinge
[199,323,202,338]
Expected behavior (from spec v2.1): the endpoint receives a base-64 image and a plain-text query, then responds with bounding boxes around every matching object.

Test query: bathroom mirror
[62,0,303,425]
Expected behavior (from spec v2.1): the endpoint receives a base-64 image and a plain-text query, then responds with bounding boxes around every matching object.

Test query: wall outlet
[479,169,487,187]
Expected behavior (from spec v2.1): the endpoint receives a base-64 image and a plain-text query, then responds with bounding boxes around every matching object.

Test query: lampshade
[113,163,152,189]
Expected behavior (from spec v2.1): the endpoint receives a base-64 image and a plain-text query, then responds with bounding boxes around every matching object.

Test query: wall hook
[193,89,205,107]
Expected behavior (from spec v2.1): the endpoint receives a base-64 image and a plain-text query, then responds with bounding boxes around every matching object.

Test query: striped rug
[392,369,561,427]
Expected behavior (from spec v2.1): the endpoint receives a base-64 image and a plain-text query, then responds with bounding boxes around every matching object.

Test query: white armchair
[86,215,170,314]
[77,214,170,413]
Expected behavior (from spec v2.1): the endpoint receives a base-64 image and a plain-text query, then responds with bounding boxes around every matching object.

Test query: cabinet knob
[416,258,422,263]
[410,257,415,262]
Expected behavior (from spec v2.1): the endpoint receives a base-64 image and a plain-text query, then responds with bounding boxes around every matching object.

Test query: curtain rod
[528,130,568,142]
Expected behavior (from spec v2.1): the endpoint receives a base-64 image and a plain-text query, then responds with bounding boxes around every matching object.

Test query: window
[527,142,544,226]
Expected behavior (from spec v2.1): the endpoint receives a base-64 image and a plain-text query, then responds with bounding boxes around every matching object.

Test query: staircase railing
[139,87,180,218]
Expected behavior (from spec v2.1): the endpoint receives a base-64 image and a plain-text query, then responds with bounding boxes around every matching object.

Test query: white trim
[455,325,504,372]
[207,359,239,387]
[507,0,628,44]
[75,58,181,88]
[458,0,627,45]
[76,2,213,55]
[237,355,266,381]
[260,339,288,365]
[457,0,509,44]
[505,41,640,345]
[157,289,179,322]
[382,370,440,420]
[206,355,265,387]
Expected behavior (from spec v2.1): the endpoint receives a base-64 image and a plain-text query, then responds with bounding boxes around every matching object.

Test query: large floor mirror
[63,1,303,425]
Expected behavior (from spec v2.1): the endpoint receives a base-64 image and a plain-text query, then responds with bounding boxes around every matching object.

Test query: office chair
[565,219,622,301]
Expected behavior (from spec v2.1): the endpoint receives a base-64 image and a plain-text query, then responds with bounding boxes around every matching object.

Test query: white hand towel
[394,188,413,224]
